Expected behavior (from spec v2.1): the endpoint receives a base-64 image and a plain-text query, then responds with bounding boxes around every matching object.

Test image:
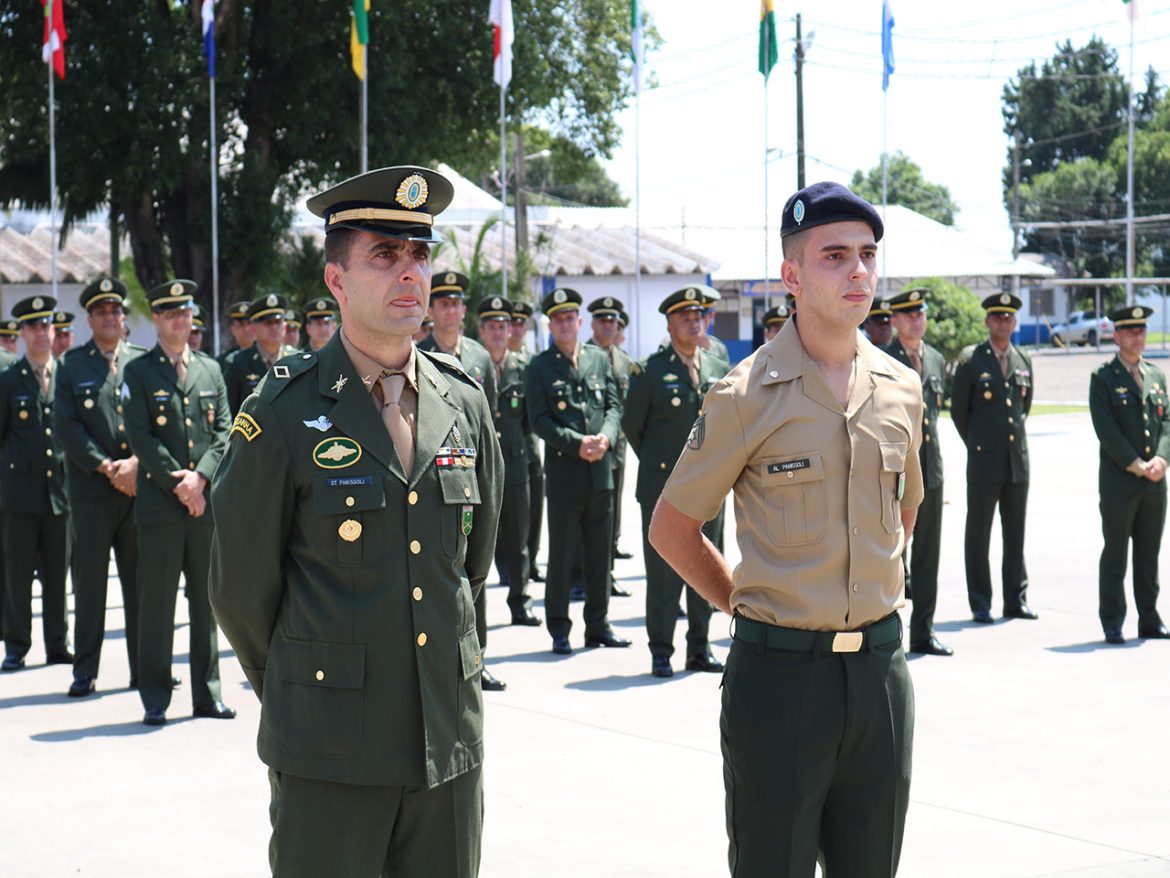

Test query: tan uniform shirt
[662,318,924,631]
[339,329,419,445]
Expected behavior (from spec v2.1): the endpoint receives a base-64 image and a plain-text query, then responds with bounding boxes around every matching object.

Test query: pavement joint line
[491,701,721,757]
[914,799,1170,861]
[1025,858,1170,878]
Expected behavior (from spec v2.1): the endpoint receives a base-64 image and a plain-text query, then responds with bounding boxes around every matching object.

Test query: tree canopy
[850,152,958,226]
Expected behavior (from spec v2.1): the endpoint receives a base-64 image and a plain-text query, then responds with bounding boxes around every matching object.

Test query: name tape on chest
[326,475,374,488]
[768,458,811,474]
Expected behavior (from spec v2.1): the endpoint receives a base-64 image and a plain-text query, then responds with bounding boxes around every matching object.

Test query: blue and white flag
[881,0,894,91]
[202,0,215,77]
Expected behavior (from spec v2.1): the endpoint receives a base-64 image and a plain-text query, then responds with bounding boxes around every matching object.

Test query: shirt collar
[339,328,417,394]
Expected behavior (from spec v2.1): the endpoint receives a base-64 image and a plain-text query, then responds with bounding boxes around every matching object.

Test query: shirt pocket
[879,441,908,534]
[311,476,385,567]
[760,451,827,547]
[438,468,482,560]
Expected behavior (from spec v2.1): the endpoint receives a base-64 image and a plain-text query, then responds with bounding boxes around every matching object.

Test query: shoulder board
[258,351,316,400]
[629,360,643,375]
[418,348,472,381]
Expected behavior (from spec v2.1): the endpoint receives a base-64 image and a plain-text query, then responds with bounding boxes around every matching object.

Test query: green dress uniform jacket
[587,339,632,556]
[951,340,1033,615]
[224,343,299,415]
[209,336,503,788]
[883,337,946,642]
[0,356,71,659]
[1089,356,1170,631]
[54,339,148,680]
[418,334,498,412]
[623,344,728,659]
[0,348,14,631]
[492,351,534,616]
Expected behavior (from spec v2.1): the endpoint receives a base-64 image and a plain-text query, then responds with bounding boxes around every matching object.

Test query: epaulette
[418,348,476,386]
[629,360,643,376]
[258,350,317,400]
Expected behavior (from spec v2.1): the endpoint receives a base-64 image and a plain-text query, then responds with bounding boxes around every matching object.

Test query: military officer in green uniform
[952,292,1036,623]
[479,297,540,629]
[210,165,503,878]
[0,318,19,356]
[525,287,628,654]
[217,299,254,366]
[124,280,234,724]
[1089,305,1170,644]
[761,302,790,342]
[304,296,339,352]
[510,299,545,583]
[224,294,302,414]
[55,278,149,695]
[623,286,728,677]
[0,296,72,672]
[698,288,731,362]
[52,310,76,359]
[188,304,208,353]
[863,296,893,347]
[883,288,952,656]
[284,308,304,349]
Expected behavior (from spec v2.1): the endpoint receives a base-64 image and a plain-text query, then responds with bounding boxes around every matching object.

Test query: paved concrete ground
[1028,343,1170,406]
[3,411,1170,877]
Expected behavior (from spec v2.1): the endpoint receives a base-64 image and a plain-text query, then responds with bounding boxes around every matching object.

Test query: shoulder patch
[230,412,262,442]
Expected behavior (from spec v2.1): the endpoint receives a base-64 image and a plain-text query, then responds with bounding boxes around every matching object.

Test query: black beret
[781,182,883,242]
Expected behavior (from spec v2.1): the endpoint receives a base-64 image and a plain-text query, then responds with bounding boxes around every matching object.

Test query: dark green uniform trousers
[2,511,70,659]
[1099,491,1166,630]
[642,502,716,659]
[136,520,222,712]
[965,480,1029,615]
[722,616,913,878]
[494,478,532,618]
[612,455,626,554]
[907,484,943,643]
[546,489,612,640]
[268,766,483,878]
[71,494,138,681]
[525,456,544,580]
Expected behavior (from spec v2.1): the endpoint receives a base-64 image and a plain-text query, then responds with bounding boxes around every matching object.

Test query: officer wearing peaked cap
[0,295,72,672]
[209,166,503,878]
[1089,304,1170,644]
[952,291,1036,623]
[54,277,149,695]
[508,299,546,583]
[761,303,790,342]
[526,287,628,654]
[863,297,893,347]
[124,279,234,724]
[52,310,76,359]
[285,308,305,349]
[188,304,207,353]
[304,296,339,352]
[0,318,20,358]
[223,294,301,414]
[218,299,256,367]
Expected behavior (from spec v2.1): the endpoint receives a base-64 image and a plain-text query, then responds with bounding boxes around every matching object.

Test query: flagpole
[881,89,888,298]
[360,62,369,173]
[209,67,221,354]
[635,81,641,332]
[763,77,769,311]
[500,82,508,299]
[1125,8,1135,306]
[47,0,58,300]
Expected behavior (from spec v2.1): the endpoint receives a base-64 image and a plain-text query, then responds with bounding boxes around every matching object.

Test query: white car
[1050,310,1113,347]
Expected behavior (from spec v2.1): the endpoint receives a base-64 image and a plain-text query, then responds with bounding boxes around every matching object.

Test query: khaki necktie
[36,365,50,397]
[173,356,187,386]
[997,351,1009,377]
[908,349,922,375]
[106,349,117,375]
[380,373,414,478]
[1130,363,1143,388]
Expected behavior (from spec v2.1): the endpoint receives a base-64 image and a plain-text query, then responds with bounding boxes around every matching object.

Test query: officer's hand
[187,491,207,517]
[170,469,207,505]
[1146,457,1167,482]
[578,436,598,461]
[111,457,138,496]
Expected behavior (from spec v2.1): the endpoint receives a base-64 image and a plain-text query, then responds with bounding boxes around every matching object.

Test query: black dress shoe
[143,708,167,726]
[529,568,545,583]
[193,701,237,719]
[511,608,543,626]
[908,636,954,656]
[614,549,634,560]
[551,636,572,655]
[651,656,673,678]
[569,584,586,602]
[972,610,994,624]
[67,676,96,697]
[1138,624,1170,639]
[480,669,507,692]
[685,652,724,673]
[1104,628,1126,645]
[1,654,26,672]
[585,630,631,649]
[46,650,74,665]
[1004,605,1039,620]
[610,582,633,598]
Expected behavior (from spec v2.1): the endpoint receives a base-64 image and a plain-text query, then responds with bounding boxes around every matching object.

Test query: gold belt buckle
[831,631,863,653]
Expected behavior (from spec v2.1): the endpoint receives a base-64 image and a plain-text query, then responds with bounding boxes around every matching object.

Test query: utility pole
[794,13,806,189]
[1011,132,1022,300]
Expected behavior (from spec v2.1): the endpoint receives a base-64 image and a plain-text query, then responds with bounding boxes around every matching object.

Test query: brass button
[412,587,422,601]
[1007,417,1014,424]
[118,424,125,432]
[852,583,859,592]
[1008,434,1015,441]
[185,418,192,426]
[659,462,666,470]
[156,416,167,426]
[1145,429,1151,437]
[120,442,128,450]
[557,401,567,411]
[924,435,931,443]
[1006,399,1013,406]
[463,486,471,498]
[183,397,190,405]
[786,471,794,479]
[315,670,325,682]
[116,406,123,414]
[345,496,355,507]
[473,654,480,665]
[45,448,52,457]
[417,632,428,647]
[671,397,681,407]
[83,399,95,410]
[44,428,51,436]
[47,470,54,478]
[922,418,929,426]
[410,539,421,554]
[408,491,418,505]
[187,440,194,448]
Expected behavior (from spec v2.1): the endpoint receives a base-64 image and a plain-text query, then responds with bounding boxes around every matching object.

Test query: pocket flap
[761,451,824,485]
[277,639,365,689]
[458,628,482,680]
[312,475,385,515]
[880,441,908,472]
[439,470,481,504]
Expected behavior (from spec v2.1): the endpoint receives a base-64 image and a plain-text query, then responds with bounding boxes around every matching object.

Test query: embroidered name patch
[230,413,262,442]
[768,458,810,474]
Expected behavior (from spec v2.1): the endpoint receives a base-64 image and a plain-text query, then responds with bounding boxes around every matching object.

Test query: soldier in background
[52,311,76,358]
[697,289,730,362]
[0,319,19,355]
[761,303,790,342]
[417,272,496,407]
[883,288,952,656]
[0,296,72,672]
[1089,305,1170,644]
[304,297,339,351]
[217,300,254,366]
[284,308,305,349]
[862,298,893,347]
[951,293,1036,624]
[510,300,545,583]
[55,278,148,695]
[188,304,207,353]
[223,294,301,414]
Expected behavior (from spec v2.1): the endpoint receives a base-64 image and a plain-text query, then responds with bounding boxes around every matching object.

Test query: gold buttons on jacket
[659,462,666,470]
[118,424,125,432]
[156,416,167,426]
[45,448,52,457]
[83,399,95,409]
[463,486,471,498]
[315,670,325,681]
[417,632,428,647]
[983,391,992,400]
[408,491,418,505]
[671,397,681,407]
[183,397,190,405]
[473,654,480,665]
[1008,434,1015,442]
[338,519,362,542]
[185,417,192,426]
[345,496,355,507]
[18,411,28,420]
[410,539,421,554]
[557,401,567,411]
[412,587,422,601]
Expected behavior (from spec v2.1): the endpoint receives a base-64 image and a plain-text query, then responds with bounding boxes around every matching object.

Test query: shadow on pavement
[934,619,995,632]
[1047,640,1143,654]
[32,716,195,742]
[564,673,667,691]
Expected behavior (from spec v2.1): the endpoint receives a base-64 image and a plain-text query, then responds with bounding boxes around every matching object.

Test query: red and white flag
[490,0,513,87]
[41,0,66,79]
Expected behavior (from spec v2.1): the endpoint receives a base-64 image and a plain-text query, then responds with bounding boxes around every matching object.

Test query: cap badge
[491,297,503,309]
[880,300,890,310]
[100,279,113,293]
[685,289,697,301]
[32,297,44,309]
[554,290,567,304]
[266,294,278,307]
[395,173,429,210]
[1134,307,1145,318]
[793,199,806,225]
[317,300,326,310]
[604,297,613,307]
[445,272,456,285]
[170,283,183,296]
[1000,293,1011,305]
[909,291,920,302]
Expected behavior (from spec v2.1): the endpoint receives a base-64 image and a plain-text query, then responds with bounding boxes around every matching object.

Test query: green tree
[850,152,958,225]
[907,277,986,366]
[0,0,640,343]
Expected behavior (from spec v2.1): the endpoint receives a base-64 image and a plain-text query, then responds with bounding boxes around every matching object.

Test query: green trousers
[545,488,613,641]
[493,478,532,618]
[965,480,1029,615]
[1099,490,1166,630]
[70,493,139,681]
[907,484,943,642]
[721,617,913,878]
[641,501,717,659]
[268,766,483,878]
[525,455,543,580]
[135,519,221,712]
[2,510,70,659]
